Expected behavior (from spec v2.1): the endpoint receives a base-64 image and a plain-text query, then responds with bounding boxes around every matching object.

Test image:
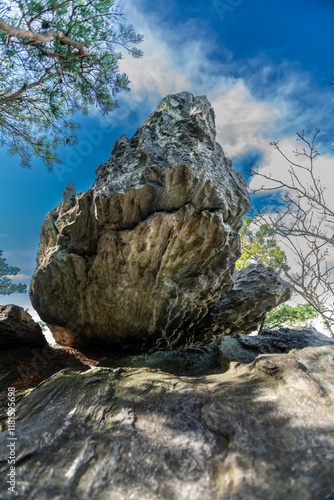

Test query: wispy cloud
[90,0,334,169]
[249,135,334,211]
[7,273,30,281]
[1,249,36,278]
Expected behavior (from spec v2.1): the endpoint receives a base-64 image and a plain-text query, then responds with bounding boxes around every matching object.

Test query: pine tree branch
[0,20,90,57]
[0,19,51,43]
[46,30,90,57]
[0,71,53,104]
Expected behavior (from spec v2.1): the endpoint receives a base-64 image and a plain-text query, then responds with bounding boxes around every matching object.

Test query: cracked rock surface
[194,264,292,341]
[30,92,250,350]
[1,343,333,500]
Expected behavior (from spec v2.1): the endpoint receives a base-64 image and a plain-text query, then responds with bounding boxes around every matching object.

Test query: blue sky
[1,0,334,317]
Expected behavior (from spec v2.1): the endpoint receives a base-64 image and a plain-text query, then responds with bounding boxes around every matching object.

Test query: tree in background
[0,0,143,169]
[235,217,289,273]
[265,303,318,330]
[0,250,26,295]
[249,131,334,335]
[236,218,319,330]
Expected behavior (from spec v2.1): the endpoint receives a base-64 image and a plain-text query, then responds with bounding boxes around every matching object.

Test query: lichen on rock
[1,341,333,500]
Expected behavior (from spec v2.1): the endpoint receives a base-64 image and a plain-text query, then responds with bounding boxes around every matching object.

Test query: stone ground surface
[0,342,333,500]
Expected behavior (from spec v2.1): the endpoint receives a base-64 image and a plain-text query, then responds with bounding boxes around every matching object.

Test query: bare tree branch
[249,131,334,335]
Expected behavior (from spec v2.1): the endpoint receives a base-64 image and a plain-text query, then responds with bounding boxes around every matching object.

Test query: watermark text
[7,387,16,494]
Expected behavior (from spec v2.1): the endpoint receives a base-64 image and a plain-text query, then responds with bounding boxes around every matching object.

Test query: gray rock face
[0,304,46,349]
[30,92,250,350]
[1,343,333,500]
[98,342,220,377]
[219,326,334,368]
[194,264,292,341]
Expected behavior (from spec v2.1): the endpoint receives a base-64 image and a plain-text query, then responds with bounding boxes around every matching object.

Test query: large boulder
[1,341,333,500]
[30,92,250,350]
[193,264,292,342]
[0,304,46,349]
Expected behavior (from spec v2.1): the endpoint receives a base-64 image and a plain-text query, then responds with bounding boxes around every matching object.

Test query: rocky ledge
[192,263,292,343]
[0,333,333,500]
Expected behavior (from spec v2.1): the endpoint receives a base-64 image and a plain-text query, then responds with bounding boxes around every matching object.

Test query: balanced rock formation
[1,341,333,499]
[0,304,46,349]
[30,92,250,350]
[193,264,292,342]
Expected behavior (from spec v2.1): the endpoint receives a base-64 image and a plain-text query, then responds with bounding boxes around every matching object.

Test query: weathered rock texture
[30,91,250,350]
[0,345,92,404]
[98,342,221,377]
[0,304,46,349]
[1,343,333,500]
[219,326,334,368]
[194,264,292,340]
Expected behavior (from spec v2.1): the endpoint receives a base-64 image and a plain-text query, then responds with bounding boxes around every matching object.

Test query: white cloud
[249,135,334,212]
[89,2,291,164]
[210,82,276,158]
[8,273,30,281]
[1,249,36,275]
[247,133,334,332]
[91,0,333,168]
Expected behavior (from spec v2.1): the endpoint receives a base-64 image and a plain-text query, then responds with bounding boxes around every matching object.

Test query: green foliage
[38,320,47,331]
[236,218,318,330]
[236,217,289,273]
[265,303,318,330]
[0,0,143,169]
[0,250,26,295]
